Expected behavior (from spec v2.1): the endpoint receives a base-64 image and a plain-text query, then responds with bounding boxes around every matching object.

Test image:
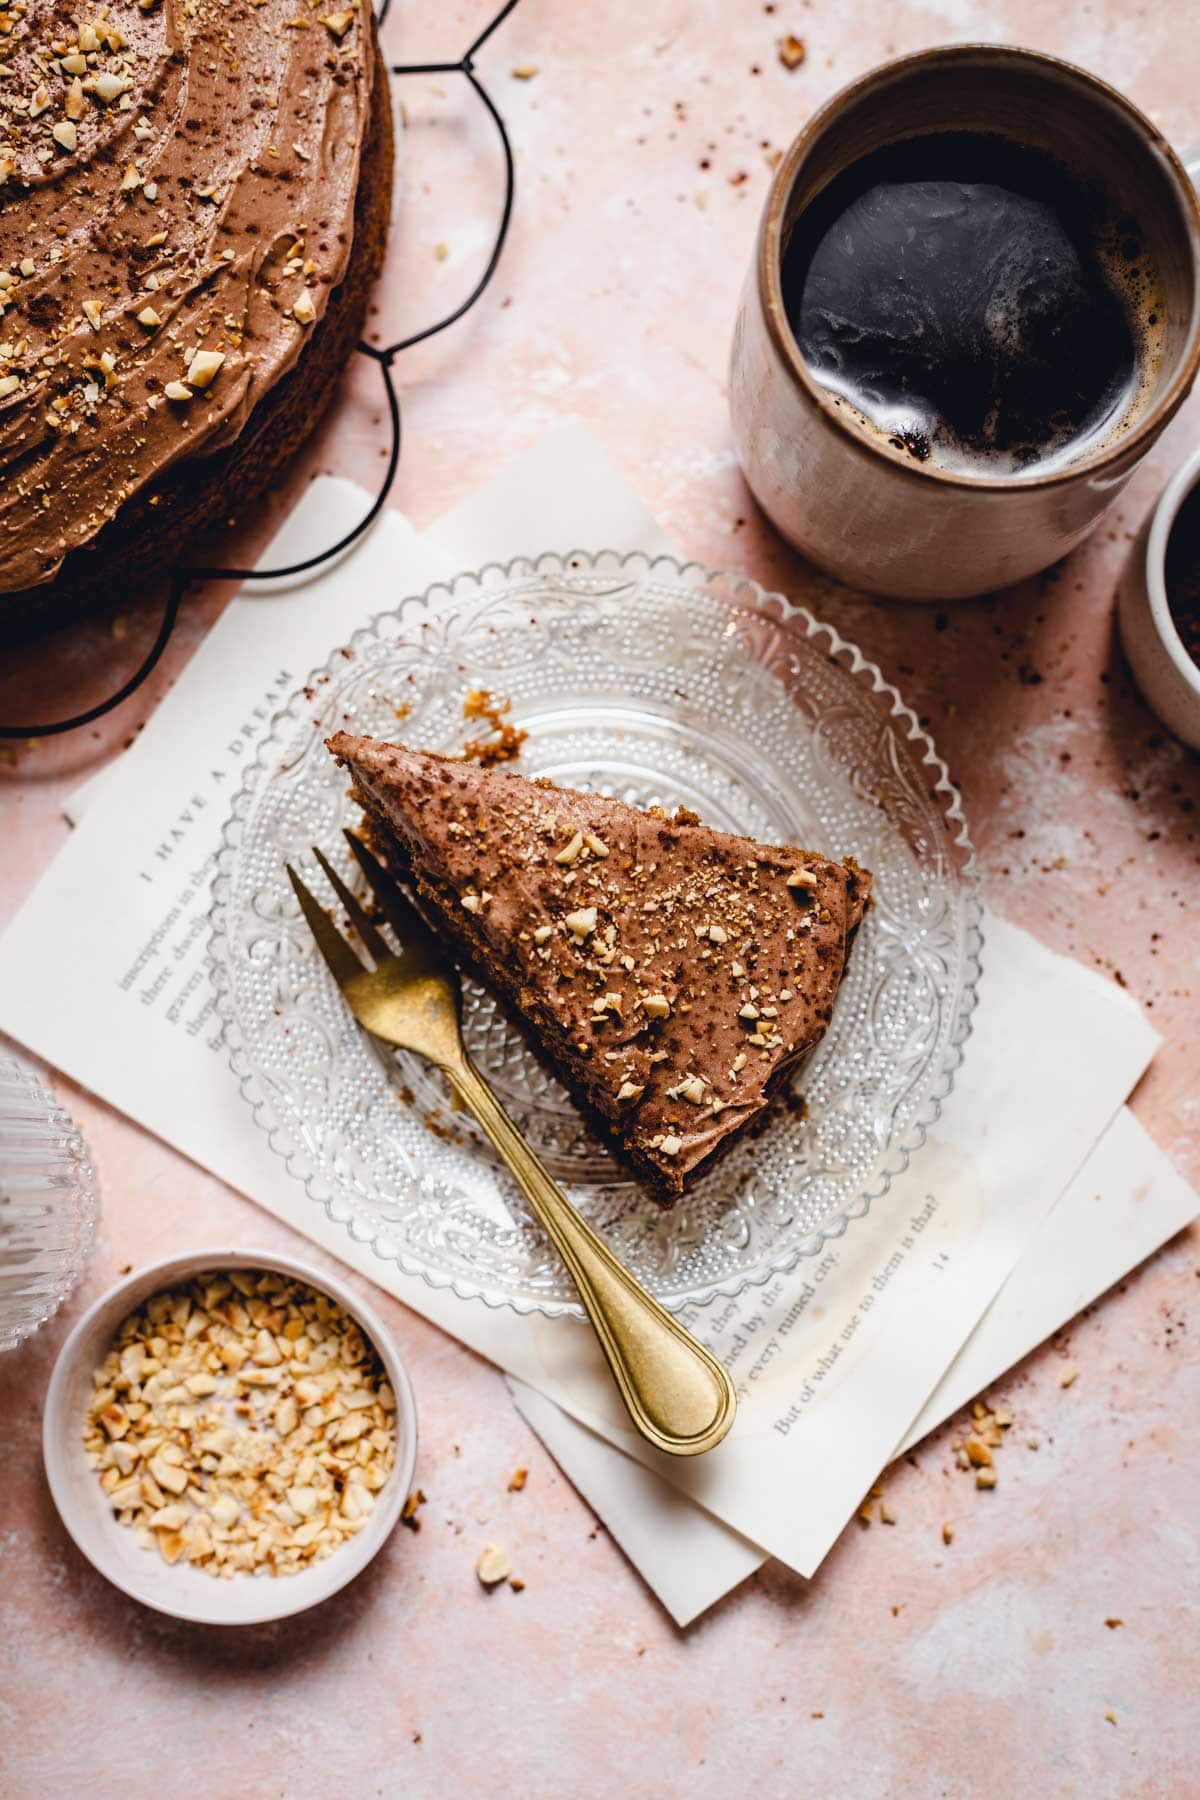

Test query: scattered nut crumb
[507,1467,528,1492]
[942,1522,954,1545]
[1059,1364,1079,1388]
[975,1467,998,1490]
[461,689,527,765]
[476,1543,511,1586]
[1105,1618,1123,1629]
[401,1488,426,1532]
[511,64,537,79]
[778,33,806,69]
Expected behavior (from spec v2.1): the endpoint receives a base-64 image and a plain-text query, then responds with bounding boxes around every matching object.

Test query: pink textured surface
[2,3,1198,1792]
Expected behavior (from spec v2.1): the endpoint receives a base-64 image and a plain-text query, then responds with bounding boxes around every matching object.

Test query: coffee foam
[923,228,1166,480]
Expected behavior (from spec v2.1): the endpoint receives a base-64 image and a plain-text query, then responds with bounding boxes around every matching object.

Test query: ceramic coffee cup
[730,45,1200,601]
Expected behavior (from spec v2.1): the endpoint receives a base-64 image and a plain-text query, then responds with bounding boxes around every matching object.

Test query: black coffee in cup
[1165,480,1200,669]
[782,131,1164,476]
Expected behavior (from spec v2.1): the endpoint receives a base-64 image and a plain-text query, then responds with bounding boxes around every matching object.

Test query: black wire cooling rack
[0,0,520,740]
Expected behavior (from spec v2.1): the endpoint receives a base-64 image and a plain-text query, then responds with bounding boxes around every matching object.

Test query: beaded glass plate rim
[0,1057,100,1349]
[210,547,983,1317]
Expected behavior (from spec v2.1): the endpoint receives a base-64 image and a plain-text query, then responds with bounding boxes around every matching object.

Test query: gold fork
[286,831,736,1457]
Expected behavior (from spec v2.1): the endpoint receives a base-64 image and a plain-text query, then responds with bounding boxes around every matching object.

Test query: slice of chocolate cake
[327,735,872,1198]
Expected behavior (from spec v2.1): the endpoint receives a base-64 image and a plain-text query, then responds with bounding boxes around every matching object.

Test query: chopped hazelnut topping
[616,1081,644,1103]
[460,894,481,914]
[52,120,78,152]
[532,925,553,944]
[82,1270,396,1580]
[706,924,728,944]
[564,906,597,941]
[93,72,129,103]
[82,300,103,330]
[786,867,818,891]
[584,833,609,859]
[293,291,317,326]
[738,1002,760,1021]
[321,9,355,36]
[659,1135,684,1158]
[640,993,671,1019]
[136,307,163,330]
[555,830,585,866]
[164,381,193,403]
[672,1075,707,1104]
[186,348,225,389]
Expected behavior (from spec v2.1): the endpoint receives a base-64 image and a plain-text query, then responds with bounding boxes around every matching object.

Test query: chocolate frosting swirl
[0,0,375,591]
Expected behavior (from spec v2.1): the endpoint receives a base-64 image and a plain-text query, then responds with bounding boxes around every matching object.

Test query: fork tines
[286,832,434,983]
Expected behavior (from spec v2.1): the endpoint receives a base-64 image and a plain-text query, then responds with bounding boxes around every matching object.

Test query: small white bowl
[1118,441,1200,751]
[43,1247,417,1626]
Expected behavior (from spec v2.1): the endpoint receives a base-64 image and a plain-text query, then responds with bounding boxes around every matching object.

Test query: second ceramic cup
[730,45,1200,601]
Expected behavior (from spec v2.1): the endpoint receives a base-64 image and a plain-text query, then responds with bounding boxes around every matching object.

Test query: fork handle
[446,1057,736,1457]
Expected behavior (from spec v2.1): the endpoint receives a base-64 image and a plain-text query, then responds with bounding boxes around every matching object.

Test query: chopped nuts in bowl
[43,1249,417,1625]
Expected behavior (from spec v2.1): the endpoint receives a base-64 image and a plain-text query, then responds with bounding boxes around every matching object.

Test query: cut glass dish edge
[210,547,983,1318]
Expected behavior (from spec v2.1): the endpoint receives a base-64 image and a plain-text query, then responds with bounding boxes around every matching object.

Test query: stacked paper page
[2,425,1193,1625]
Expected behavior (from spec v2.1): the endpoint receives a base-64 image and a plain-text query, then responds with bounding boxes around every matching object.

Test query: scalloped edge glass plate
[211,550,982,1317]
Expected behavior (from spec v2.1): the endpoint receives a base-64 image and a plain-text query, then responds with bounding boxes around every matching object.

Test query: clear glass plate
[211,551,982,1317]
[0,1056,99,1350]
